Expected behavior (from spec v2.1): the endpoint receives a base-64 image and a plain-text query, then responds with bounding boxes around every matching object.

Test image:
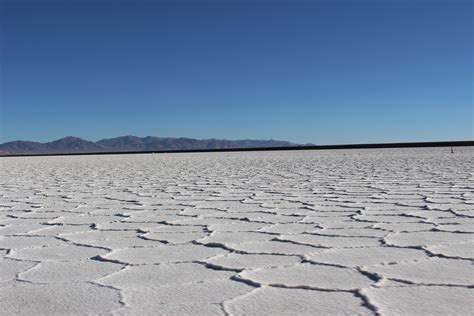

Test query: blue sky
[2,0,473,144]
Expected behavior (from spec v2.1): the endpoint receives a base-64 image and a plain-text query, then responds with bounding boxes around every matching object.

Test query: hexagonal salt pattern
[0,147,472,315]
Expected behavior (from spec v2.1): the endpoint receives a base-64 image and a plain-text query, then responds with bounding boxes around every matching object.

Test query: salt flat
[0,147,473,315]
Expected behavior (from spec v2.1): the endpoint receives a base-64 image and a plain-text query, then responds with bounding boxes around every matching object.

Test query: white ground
[0,147,473,315]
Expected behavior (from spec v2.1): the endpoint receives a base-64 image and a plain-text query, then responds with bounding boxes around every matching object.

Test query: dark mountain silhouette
[45,137,104,153]
[0,135,302,155]
[0,137,104,155]
[0,141,46,154]
[97,136,297,151]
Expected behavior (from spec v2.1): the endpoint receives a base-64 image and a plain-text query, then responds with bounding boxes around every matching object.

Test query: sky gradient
[2,0,473,144]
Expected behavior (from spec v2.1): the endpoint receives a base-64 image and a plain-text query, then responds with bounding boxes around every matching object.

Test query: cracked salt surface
[0,147,473,315]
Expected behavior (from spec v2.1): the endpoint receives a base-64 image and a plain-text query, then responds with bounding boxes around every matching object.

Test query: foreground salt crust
[0,147,473,315]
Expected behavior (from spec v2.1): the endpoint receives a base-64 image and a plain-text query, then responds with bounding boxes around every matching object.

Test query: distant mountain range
[0,136,305,155]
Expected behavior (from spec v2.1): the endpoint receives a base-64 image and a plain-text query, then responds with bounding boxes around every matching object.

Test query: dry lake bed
[0,147,473,315]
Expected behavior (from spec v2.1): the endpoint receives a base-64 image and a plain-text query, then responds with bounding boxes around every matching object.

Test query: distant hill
[46,137,104,153]
[0,136,303,155]
[0,137,104,155]
[96,136,298,151]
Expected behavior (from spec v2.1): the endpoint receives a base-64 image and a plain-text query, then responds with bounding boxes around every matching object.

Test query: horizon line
[1,140,472,158]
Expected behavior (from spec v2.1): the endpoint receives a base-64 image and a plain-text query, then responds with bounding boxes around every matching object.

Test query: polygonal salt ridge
[427,242,474,260]
[112,208,178,217]
[166,217,250,226]
[224,286,373,315]
[260,201,311,209]
[257,208,315,216]
[72,206,121,213]
[146,195,204,203]
[23,224,93,236]
[359,207,425,215]
[102,244,228,265]
[362,286,474,316]
[320,218,374,229]
[384,200,431,208]
[47,215,126,225]
[94,221,164,231]
[205,212,305,224]
[374,222,436,232]
[88,209,138,217]
[405,209,458,220]
[301,216,354,225]
[353,214,427,223]
[277,234,381,248]
[0,209,45,217]
[384,231,473,247]
[8,244,109,262]
[227,240,323,256]
[206,195,255,201]
[311,228,388,238]
[249,194,298,201]
[427,203,473,212]
[0,217,53,226]
[436,223,474,233]
[305,246,428,267]
[425,197,466,204]
[202,202,271,213]
[103,192,143,202]
[236,263,375,290]
[365,257,473,286]
[19,260,123,283]
[331,187,382,194]
[197,231,277,245]
[322,198,381,206]
[0,282,122,315]
[308,210,359,218]
[0,257,38,283]
[172,194,216,201]
[99,262,235,288]
[143,224,208,233]
[359,202,425,210]
[0,236,66,249]
[371,278,416,288]
[142,231,209,244]
[6,211,71,219]
[178,208,227,216]
[302,200,372,209]
[194,200,261,209]
[94,207,181,216]
[431,217,473,225]
[127,191,171,198]
[374,196,428,204]
[197,210,272,220]
[259,223,320,234]
[302,204,362,212]
[206,222,272,232]
[119,214,190,223]
[451,209,474,217]
[369,192,424,198]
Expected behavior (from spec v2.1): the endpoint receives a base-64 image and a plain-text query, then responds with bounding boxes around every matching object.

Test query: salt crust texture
[0,147,473,315]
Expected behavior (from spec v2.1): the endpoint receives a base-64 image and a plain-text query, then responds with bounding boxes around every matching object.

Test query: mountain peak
[51,136,89,143]
[0,135,301,155]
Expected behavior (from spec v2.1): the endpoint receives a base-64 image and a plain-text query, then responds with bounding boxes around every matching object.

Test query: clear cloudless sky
[1,0,473,144]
